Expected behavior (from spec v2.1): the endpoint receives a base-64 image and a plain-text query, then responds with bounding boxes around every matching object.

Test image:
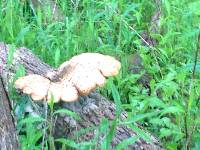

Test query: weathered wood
[0,42,163,149]
[0,77,20,150]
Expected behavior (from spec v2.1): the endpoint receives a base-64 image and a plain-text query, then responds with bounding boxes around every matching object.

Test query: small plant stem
[49,101,55,150]
[185,30,200,150]
[42,101,48,150]
[184,115,188,149]
[192,33,200,80]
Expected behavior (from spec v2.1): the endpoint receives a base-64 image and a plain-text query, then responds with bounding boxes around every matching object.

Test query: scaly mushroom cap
[47,81,78,102]
[15,75,79,102]
[15,74,50,101]
[60,81,78,102]
[68,53,121,77]
[58,53,121,95]
[15,53,121,102]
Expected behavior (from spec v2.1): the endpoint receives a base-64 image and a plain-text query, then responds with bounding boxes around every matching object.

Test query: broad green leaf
[159,106,184,117]
[163,0,171,15]
[188,88,195,112]
[116,136,139,150]
[108,78,122,116]
[101,120,117,150]
[16,26,30,44]
[160,128,171,138]
[54,48,60,67]
[120,112,158,125]
[18,116,45,126]
[15,65,26,78]
[7,44,15,65]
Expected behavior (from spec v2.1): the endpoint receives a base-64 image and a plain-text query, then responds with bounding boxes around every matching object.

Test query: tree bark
[0,42,163,149]
[0,77,20,150]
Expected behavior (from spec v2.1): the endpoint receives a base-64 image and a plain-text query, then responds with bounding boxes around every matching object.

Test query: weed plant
[0,0,200,149]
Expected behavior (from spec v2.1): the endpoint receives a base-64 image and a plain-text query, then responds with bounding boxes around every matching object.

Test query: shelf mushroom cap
[15,75,79,102]
[58,53,121,95]
[47,81,78,102]
[15,74,50,101]
[15,53,121,103]
[67,53,121,77]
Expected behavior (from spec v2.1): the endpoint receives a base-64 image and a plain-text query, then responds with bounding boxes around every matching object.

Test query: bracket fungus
[15,53,121,102]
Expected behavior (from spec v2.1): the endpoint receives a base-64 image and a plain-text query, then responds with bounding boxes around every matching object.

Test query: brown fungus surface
[15,74,50,101]
[15,53,121,102]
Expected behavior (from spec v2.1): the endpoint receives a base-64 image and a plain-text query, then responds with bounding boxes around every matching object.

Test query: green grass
[1,0,200,149]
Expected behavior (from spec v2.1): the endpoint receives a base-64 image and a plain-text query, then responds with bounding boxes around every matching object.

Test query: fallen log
[0,42,163,149]
[0,77,20,150]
